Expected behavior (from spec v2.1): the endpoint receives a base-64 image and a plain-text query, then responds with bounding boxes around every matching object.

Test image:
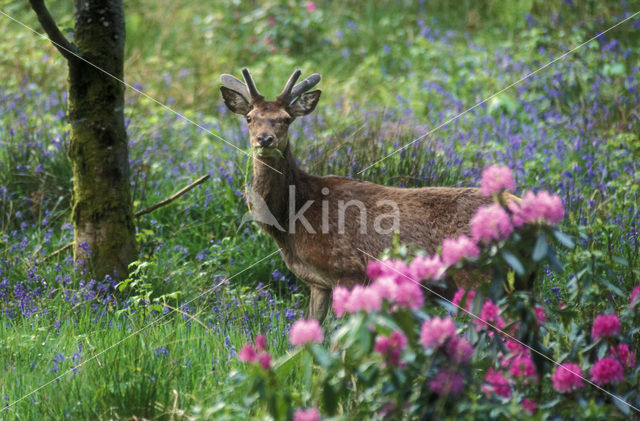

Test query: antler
[220,68,263,102]
[242,68,263,101]
[276,69,301,103]
[221,68,321,104]
[291,73,321,100]
[278,70,322,104]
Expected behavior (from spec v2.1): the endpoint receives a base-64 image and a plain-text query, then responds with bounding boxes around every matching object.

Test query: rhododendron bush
[209,167,640,419]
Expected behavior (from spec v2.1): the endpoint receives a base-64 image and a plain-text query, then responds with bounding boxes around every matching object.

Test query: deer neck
[251,142,308,236]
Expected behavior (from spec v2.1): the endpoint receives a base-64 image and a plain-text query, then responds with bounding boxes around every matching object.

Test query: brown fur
[222,88,510,322]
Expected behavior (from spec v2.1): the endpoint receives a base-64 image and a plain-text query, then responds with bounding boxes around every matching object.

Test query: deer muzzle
[257,134,275,148]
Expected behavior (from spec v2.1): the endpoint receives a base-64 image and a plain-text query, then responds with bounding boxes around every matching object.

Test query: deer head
[220,68,322,158]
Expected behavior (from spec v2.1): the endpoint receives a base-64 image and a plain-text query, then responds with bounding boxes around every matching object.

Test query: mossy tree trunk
[30,0,136,279]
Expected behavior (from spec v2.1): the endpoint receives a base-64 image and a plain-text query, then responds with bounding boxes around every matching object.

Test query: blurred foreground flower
[480,165,515,196]
[290,319,323,346]
[293,407,321,421]
[238,334,272,369]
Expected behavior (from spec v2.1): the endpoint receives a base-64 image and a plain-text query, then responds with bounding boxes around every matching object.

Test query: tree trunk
[30,0,137,279]
[69,0,136,278]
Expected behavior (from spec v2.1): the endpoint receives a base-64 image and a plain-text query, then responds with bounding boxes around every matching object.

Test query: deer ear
[220,86,251,115]
[288,90,321,117]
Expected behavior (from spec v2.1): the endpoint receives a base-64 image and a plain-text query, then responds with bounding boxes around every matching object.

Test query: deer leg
[307,286,331,323]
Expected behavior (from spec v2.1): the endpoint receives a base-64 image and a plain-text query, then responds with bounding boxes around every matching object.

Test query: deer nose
[257,134,274,147]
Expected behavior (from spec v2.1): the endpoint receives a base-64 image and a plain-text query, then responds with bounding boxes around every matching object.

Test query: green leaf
[273,348,303,381]
[310,344,332,369]
[597,342,608,360]
[553,230,575,249]
[302,352,312,388]
[613,395,631,415]
[489,268,506,302]
[598,277,625,298]
[501,250,525,276]
[547,247,564,273]
[149,304,163,313]
[532,232,548,262]
[322,381,338,415]
[358,320,372,352]
[612,255,629,266]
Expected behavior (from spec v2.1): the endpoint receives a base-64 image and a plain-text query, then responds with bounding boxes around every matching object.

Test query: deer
[220,68,511,322]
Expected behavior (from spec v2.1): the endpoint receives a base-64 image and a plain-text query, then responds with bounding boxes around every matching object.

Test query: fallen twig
[44,242,73,261]
[134,174,210,217]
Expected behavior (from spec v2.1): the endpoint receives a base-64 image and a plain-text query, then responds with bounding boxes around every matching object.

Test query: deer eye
[246,116,252,123]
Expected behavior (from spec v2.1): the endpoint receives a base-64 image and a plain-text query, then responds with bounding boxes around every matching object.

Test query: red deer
[220,68,510,322]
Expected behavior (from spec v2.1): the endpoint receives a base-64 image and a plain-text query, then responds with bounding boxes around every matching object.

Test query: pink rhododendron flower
[238,335,272,369]
[346,285,382,313]
[590,357,624,385]
[630,285,640,307]
[238,344,258,363]
[258,352,271,370]
[394,279,424,310]
[371,277,398,302]
[267,17,276,25]
[289,319,324,346]
[480,165,516,196]
[534,305,546,323]
[551,363,584,393]
[366,260,426,310]
[293,407,321,421]
[420,316,456,348]
[481,368,511,398]
[446,336,474,364]
[470,203,514,243]
[366,259,396,282]
[332,286,350,317]
[429,369,465,396]
[474,299,506,331]
[366,259,386,280]
[610,343,636,369]
[305,2,317,12]
[366,258,409,284]
[374,330,408,367]
[511,190,565,226]
[522,399,536,415]
[441,235,480,266]
[508,355,537,381]
[535,190,565,223]
[511,191,543,226]
[254,334,267,351]
[409,254,444,281]
[504,339,529,358]
[591,313,621,340]
[452,288,475,313]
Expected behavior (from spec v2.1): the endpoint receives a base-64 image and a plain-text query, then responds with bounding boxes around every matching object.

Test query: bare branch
[134,174,210,217]
[43,242,73,261]
[28,0,78,61]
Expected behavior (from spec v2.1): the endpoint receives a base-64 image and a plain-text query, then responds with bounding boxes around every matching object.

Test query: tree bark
[30,0,136,279]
